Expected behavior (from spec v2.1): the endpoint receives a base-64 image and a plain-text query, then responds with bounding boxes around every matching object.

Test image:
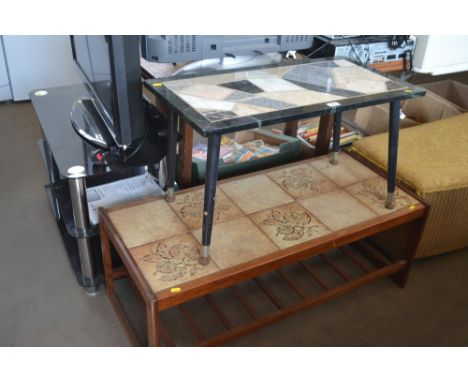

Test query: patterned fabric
[351,113,468,194]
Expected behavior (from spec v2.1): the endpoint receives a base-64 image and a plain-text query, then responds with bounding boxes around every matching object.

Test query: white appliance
[0,37,12,102]
[413,35,468,75]
[2,35,80,101]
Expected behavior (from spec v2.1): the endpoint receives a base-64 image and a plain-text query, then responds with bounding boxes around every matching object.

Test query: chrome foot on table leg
[385,192,396,209]
[199,245,211,265]
[166,187,175,202]
[85,285,99,295]
[330,151,339,165]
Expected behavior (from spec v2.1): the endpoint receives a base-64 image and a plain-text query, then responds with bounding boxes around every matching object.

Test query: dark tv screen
[71,35,145,147]
[72,36,113,122]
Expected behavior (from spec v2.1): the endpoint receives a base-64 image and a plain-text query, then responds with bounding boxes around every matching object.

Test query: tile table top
[107,153,422,294]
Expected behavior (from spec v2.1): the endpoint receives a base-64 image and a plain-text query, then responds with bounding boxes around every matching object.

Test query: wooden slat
[200,260,407,346]
[298,261,329,291]
[276,269,307,300]
[178,304,206,343]
[319,254,351,281]
[340,246,373,273]
[254,277,285,310]
[112,266,128,280]
[352,240,391,267]
[205,294,233,330]
[230,286,259,319]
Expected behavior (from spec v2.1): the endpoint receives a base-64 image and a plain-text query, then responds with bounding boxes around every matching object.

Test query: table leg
[392,215,427,288]
[147,300,161,346]
[166,110,178,202]
[176,119,194,188]
[200,135,222,265]
[386,100,400,209]
[284,120,299,137]
[330,112,342,165]
[314,114,334,156]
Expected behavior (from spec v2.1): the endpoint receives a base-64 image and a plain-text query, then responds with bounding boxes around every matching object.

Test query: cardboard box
[191,128,301,184]
[343,89,462,136]
[296,117,362,149]
[420,80,468,112]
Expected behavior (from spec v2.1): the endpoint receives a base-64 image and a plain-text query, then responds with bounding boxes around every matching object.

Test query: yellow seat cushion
[351,113,468,194]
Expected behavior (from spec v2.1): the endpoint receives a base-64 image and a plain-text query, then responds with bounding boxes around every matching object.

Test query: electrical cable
[389,35,410,50]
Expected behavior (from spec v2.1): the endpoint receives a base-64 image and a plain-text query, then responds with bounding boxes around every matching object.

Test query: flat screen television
[70,35,145,149]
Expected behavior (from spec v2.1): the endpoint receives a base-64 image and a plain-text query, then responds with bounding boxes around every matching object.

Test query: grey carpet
[0,100,467,346]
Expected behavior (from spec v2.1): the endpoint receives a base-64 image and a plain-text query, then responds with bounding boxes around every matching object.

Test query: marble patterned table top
[146,58,424,136]
[107,154,421,294]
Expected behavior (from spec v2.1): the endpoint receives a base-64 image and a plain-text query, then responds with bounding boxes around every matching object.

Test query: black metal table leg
[200,135,222,265]
[330,111,342,165]
[166,110,177,202]
[386,100,401,209]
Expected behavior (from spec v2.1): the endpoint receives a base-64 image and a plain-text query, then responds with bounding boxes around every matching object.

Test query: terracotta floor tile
[249,202,331,249]
[298,189,378,231]
[345,177,419,215]
[129,233,220,293]
[192,217,278,269]
[220,174,294,214]
[168,188,244,230]
[310,154,378,187]
[267,163,338,199]
[108,199,188,248]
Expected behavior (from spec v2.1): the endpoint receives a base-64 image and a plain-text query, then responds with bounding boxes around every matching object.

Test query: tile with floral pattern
[267,164,338,199]
[346,177,418,215]
[168,188,243,229]
[249,202,331,249]
[129,233,220,293]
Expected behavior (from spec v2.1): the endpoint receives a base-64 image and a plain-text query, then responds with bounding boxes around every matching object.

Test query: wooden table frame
[99,156,428,347]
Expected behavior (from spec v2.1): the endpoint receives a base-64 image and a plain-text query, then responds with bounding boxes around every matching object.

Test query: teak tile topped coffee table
[144,58,425,265]
[99,153,427,346]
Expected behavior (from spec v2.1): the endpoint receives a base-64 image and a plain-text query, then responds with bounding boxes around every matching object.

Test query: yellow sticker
[409,204,416,210]
[170,287,181,293]
[404,88,413,93]
[153,82,163,87]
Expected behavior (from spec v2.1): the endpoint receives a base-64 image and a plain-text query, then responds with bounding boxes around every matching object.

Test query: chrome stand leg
[68,166,98,294]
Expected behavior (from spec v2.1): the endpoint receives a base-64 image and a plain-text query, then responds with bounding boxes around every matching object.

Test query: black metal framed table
[144,57,425,265]
[30,84,167,292]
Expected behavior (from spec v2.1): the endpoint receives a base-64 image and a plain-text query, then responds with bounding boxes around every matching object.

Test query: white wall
[0,37,12,102]
[2,35,80,101]
[413,35,468,75]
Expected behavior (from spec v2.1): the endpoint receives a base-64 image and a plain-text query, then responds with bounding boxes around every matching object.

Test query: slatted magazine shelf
[99,153,427,346]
